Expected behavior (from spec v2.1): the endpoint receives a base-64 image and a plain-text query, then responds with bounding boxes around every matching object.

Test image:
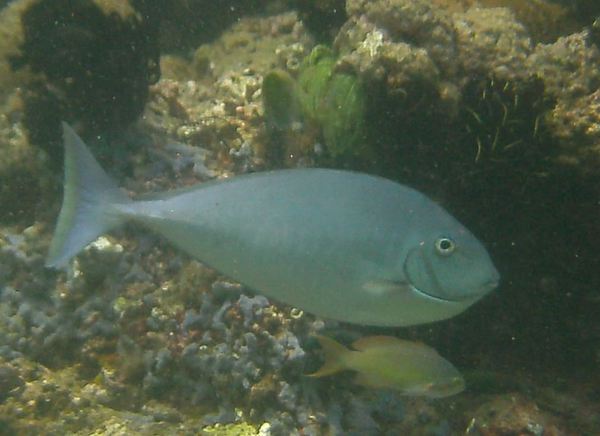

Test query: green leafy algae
[262,45,370,164]
[263,69,304,131]
[298,45,369,161]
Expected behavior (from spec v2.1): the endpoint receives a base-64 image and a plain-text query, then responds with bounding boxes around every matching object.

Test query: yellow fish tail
[307,335,349,378]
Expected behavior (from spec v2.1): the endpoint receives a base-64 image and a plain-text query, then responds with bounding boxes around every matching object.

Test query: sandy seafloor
[0,0,599,434]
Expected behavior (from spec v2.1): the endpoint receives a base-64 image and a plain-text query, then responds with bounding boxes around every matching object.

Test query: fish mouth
[403,246,499,303]
[409,279,498,304]
[403,246,464,303]
[409,284,460,303]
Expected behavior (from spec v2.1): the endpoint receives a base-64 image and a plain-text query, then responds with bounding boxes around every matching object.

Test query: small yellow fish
[309,335,465,398]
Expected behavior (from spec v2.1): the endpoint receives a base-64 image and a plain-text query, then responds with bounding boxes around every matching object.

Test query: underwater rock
[0,0,37,103]
[0,355,212,433]
[454,7,533,80]
[478,0,579,43]
[144,12,313,174]
[10,0,160,157]
[529,31,600,102]
[435,0,580,43]
[0,113,54,224]
[335,0,600,178]
[338,1,535,91]
[333,0,468,168]
[335,2,450,104]
[346,0,459,76]
[465,393,567,435]
[190,11,311,80]
[0,360,24,403]
[546,88,600,171]
[529,30,600,173]
[71,236,125,289]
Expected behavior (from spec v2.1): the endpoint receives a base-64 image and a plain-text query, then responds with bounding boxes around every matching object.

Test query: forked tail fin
[46,123,131,268]
[306,335,349,378]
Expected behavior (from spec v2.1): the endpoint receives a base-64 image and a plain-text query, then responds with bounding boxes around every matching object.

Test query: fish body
[310,335,465,398]
[47,123,499,326]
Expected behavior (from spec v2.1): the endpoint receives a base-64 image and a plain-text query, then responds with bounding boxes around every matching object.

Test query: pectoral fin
[362,279,411,297]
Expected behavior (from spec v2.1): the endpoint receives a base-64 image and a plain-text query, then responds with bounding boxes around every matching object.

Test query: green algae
[202,422,258,436]
[263,69,304,131]
[297,45,369,161]
[262,45,370,164]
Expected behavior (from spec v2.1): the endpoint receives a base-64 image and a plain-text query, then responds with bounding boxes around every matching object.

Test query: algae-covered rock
[454,7,533,80]
[346,0,459,76]
[0,0,37,104]
[191,12,311,80]
[202,422,258,435]
[0,111,54,224]
[336,2,447,90]
[528,30,600,173]
[478,0,579,43]
[334,0,600,176]
[335,0,463,137]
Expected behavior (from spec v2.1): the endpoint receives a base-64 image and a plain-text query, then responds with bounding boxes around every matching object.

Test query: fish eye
[435,237,455,256]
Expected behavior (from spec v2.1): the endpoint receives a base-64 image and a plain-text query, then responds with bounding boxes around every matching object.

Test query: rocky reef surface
[0,0,599,434]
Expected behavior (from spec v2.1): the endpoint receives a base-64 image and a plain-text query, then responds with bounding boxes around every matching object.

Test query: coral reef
[0,0,600,433]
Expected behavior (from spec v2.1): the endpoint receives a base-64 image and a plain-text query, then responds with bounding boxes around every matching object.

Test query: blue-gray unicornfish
[46,123,500,326]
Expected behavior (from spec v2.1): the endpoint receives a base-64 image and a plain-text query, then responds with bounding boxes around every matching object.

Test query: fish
[309,335,466,398]
[46,123,499,326]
